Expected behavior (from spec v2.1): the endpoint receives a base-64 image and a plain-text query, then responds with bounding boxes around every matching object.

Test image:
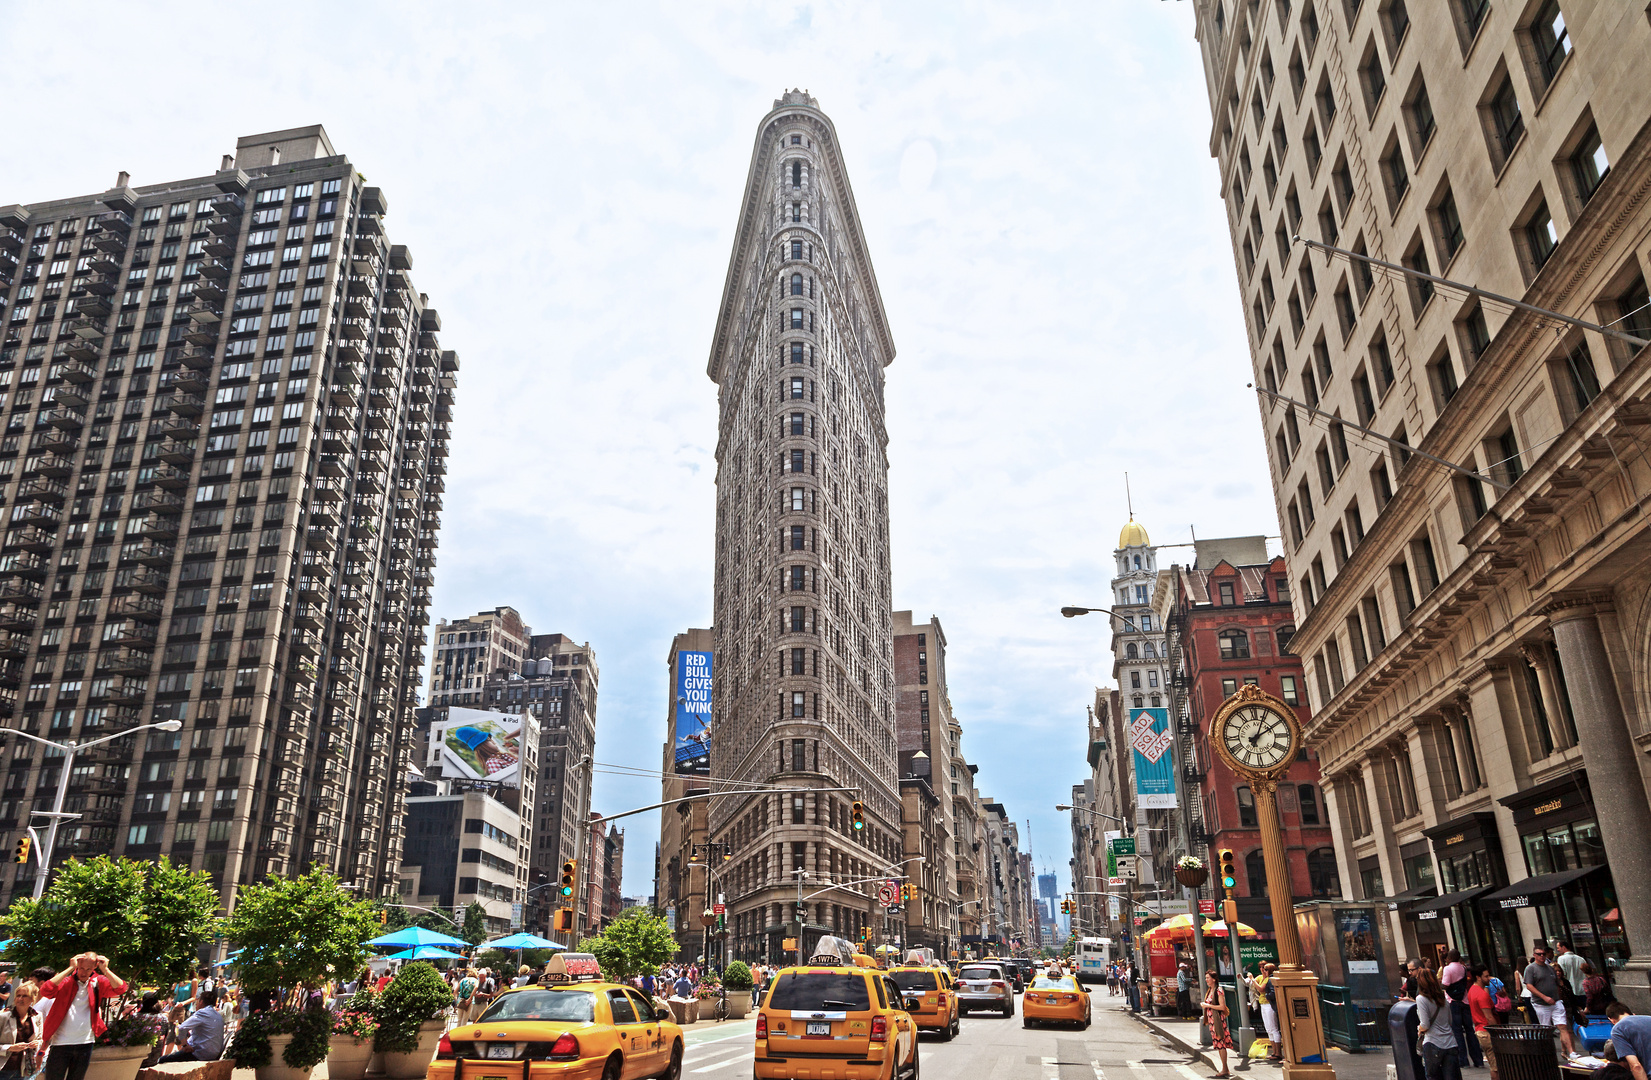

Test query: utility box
[1388,1001,1422,1080]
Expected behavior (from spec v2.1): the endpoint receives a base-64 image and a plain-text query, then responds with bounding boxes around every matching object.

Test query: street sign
[1109,837,1137,856]
[666,907,676,930]
[1199,899,1216,915]
[511,903,523,928]
[876,881,900,907]
[713,903,726,915]
[1108,877,1125,887]
[1115,855,1138,880]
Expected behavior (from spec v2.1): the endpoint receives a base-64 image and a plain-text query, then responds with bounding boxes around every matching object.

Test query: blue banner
[1129,707,1177,809]
[673,650,713,775]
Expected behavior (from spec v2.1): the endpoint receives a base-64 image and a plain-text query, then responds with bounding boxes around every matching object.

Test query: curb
[1128,1009,1253,1075]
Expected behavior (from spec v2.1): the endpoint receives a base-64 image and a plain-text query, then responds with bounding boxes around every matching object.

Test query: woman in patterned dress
[1202,969,1234,1078]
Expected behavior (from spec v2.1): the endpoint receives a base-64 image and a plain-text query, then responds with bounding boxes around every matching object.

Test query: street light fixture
[3,718,184,899]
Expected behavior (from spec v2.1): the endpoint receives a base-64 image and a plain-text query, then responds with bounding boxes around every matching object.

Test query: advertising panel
[431,706,528,788]
[673,650,713,775]
[1130,707,1178,809]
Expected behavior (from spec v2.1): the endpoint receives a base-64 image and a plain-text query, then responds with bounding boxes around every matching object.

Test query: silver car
[954,963,1014,1017]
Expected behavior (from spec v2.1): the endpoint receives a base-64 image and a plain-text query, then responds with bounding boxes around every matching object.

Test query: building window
[790,566,806,591]
[1529,1,1571,89]
[789,606,805,632]
[1222,678,1238,698]
[1126,643,1139,659]
[1571,126,1609,206]
[1218,629,1250,659]
[1218,581,1235,605]
[1488,75,1525,163]
[1279,674,1300,705]
[791,486,805,511]
[790,273,803,296]
[1298,784,1320,824]
[1245,849,1268,895]
[1308,849,1340,898]
[790,526,805,550]
[1525,201,1558,271]
[792,738,806,770]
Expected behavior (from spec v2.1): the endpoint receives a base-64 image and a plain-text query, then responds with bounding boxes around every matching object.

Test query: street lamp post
[686,842,732,973]
[3,719,184,900]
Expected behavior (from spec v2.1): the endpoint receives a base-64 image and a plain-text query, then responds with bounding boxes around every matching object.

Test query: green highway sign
[1109,837,1137,856]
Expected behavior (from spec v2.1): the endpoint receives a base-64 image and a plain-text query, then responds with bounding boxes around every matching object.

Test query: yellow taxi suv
[428,975,684,1080]
[887,964,960,1041]
[755,936,920,1080]
[1020,973,1091,1030]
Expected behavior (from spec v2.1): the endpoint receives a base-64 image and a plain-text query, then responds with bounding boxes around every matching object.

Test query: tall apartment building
[0,125,450,904]
[428,606,531,704]
[706,91,902,965]
[1195,0,1651,1004]
[658,628,713,959]
[892,611,961,959]
[419,618,597,932]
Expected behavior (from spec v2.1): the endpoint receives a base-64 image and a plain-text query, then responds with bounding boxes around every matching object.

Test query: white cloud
[0,0,1272,901]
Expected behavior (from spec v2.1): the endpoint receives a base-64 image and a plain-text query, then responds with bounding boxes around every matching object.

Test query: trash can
[1388,1001,1422,1080]
[1489,1025,1563,1080]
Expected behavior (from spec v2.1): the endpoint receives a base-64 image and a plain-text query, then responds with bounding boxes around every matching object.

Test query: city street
[678,997,1210,1080]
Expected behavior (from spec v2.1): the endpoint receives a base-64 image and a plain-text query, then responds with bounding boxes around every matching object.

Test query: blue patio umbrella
[386,946,467,960]
[366,926,468,949]
[481,933,565,951]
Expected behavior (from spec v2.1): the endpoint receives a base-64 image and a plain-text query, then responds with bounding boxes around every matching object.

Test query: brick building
[1159,536,1341,934]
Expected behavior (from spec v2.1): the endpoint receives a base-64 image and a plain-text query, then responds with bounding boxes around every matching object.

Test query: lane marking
[686,1042,751,1062]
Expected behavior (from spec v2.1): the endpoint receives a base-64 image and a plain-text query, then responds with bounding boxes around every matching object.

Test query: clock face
[1220,703,1294,773]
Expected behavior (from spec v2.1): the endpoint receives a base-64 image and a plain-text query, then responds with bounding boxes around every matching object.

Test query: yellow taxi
[427,959,684,1080]
[1020,972,1091,1030]
[755,936,920,1080]
[887,963,960,1041]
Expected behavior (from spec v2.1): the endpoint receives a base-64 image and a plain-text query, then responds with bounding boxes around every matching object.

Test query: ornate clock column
[1211,685,1336,1080]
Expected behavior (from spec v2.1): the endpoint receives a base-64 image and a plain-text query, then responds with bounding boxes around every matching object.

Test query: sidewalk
[1125,1004,1394,1080]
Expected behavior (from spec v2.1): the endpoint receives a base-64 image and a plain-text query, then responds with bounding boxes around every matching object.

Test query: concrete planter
[725,990,752,1018]
[85,1044,150,1080]
[667,998,699,1025]
[382,1019,447,1079]
[255,1034,315,1080]
[327,1037,374,1080]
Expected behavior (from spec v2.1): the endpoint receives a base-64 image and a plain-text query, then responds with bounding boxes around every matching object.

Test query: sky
[0,1,1278,901]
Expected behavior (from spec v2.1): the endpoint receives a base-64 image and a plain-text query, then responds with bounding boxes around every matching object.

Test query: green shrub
[721,961,753,991]
[375,962,452,1053]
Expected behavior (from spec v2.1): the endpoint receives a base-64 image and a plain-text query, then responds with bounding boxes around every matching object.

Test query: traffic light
[901,883,914,903]
[850,801,865,831]
[555,907,575,934]
[379,908,388,925]
[13,836,29,865]
[859,926,869,943]
[560,859,577,897]
[1218,849,1237,893]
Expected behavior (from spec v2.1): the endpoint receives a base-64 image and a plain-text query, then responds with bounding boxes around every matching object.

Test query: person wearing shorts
[1525,949,1577,1058]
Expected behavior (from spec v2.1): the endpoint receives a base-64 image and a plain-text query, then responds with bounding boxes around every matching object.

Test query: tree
[1,856,220,1004]
[579,908,676,983]
[223,869,380,1000]
[460,902,488,946]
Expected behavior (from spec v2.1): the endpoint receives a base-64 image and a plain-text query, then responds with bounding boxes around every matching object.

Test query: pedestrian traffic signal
[783,938,798,952]
[560,859,577,897]
[1218,849,1236,892]
[850,801,865,831]
[12,837,29,865]
[555,907,575,934]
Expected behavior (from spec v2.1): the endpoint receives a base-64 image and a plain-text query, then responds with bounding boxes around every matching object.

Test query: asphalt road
[679,993,1213,1080]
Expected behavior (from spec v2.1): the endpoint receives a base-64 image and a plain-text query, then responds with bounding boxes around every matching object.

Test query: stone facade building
[428,606,531,706]
[1195,0,1651,1004]
[658,628,714,958]
[705,91,903,964]
[0,125,449,905]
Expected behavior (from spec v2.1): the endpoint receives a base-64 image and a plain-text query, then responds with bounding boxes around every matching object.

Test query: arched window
[1308,848,1341,898]
[1144,642,1156,658]
[1298,784,1320,825]
[1126,643,1139,659]
[1236,786,1258,828]
[791,273,803,296]
[1277,625,1296,654]
[791,160,802,187]
[1245,849,1269,896]
[1218,629,1250,659]
[1134,555,1142,569]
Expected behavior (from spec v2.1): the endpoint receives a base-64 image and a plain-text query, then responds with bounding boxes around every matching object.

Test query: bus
[1073,937,1114,985]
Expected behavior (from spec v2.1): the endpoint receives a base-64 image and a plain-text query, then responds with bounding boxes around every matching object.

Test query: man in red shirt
[1466,964,1499,1080]
[38,952,128,1080]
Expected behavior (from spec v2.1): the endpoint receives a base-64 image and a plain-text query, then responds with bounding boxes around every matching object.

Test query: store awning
[1374,886,1437,910]
[1478,866,1603,910]
[1404,887,1490,918]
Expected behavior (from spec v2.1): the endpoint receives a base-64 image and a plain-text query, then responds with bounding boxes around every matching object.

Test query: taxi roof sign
[807,935,857,966]
[541,952,602,982]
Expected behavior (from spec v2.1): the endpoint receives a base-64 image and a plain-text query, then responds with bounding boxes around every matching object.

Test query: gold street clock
[1210,684,1300,781]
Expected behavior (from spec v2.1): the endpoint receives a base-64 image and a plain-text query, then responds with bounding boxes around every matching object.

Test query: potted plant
[223,869,379,1080]
[1175,855,1208,889]
[0,856,220,1080]
[374,962,454,1079]
[720,962,753,1017]
[328,986,380,1080]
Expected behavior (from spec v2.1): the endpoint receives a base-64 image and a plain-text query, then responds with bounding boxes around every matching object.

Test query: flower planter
[256,1034,316,1080]
[85,1044,151,1080]
[725,990,752,1018]
[327,1037,374,1080]
[1174,866,1208,889]
[382,1019,447,1079]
